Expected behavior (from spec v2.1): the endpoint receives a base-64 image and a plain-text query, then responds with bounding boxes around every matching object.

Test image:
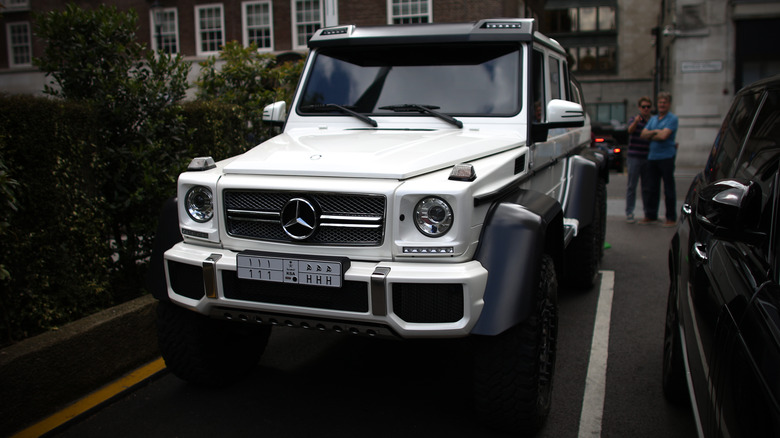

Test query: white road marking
[578,270,615,438]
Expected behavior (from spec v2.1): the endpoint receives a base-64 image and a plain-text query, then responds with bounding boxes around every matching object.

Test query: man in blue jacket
[639,91,678,227]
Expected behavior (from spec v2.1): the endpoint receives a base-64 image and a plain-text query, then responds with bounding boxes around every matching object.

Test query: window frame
[149,7,180,55]
[242,1,274,51]
[387,0,432,25]
[195,3,226,57]
[6,21,32,68]
[291,0,323,51]
[1,0,29,11]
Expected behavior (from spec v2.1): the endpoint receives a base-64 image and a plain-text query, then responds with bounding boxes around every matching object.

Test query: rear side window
[706,91,763,181]
[549,56,561,100]
[532,50,545,122]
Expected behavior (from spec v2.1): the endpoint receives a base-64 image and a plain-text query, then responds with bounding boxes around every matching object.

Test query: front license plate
[237,254,343,288]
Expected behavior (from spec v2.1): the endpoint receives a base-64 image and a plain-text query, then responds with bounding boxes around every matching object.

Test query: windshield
[298,43,522,117]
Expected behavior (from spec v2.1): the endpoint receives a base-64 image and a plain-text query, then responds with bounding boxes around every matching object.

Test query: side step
[563,218,579,248]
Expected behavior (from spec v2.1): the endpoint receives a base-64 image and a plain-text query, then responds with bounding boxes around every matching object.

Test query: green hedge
[0,94,254,345]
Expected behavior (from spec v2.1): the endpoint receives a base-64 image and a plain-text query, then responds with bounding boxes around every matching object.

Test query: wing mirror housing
[531,99,585,143]
[262,101,287,127]
[695,178,764,241]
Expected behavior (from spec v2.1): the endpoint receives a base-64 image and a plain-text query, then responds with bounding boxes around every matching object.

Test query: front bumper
[163,242,489,338]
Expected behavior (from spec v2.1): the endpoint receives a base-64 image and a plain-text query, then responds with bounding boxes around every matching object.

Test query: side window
[706,91,763,182]
[735,90,780,236]
[532,50,545,122]
[569,80,583,106]
[548,56,561,100]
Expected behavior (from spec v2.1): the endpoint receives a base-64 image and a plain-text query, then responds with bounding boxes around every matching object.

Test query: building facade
[2,0,778,166]
[654,0,780,166]
[0,0,543,97]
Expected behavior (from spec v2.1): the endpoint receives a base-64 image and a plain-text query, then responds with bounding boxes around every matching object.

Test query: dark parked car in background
[591,132,623,172]
[663,74,780,437]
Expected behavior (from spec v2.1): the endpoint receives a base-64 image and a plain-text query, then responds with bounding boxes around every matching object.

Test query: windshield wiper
[300,104,377,127]
[378,104,463,129]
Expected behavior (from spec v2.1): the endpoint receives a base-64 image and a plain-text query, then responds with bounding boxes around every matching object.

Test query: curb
[0,294,160,437]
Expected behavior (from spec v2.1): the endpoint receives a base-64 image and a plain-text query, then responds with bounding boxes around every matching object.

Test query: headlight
[414,197,453,237]
[185,186,213,222]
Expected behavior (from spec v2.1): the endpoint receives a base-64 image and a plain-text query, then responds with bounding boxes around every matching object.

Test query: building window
[587,102,626,125]
[569,46,617,73]
[195,4,225,56]
[6,22,31,67]
[1,0,29,11]
[292,0,322,50]
[545,6,616,33]
[243,1,274,50]
[545,5,617,75]
[388,0,431,24]
[150,7,179,54]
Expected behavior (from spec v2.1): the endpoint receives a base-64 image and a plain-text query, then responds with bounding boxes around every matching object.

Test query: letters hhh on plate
[237,254,343,288]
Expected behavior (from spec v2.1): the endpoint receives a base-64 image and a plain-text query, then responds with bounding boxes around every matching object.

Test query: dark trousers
[643,157,676,221]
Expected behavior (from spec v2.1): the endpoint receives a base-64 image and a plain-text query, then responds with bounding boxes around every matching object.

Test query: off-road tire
[565,178,606,289]
[473,254,558,433]
[662,281,688,405]
[156,301,272,387]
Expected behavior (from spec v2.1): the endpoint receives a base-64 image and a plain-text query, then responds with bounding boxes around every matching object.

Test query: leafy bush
[0,96,111,344]
[196,41,304,145]
[34,3,190,299]
[0,4,304,346]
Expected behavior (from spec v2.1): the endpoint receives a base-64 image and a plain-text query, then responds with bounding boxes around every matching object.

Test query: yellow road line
[11,357,166,438]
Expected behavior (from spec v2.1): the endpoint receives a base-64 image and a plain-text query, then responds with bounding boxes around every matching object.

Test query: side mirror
[531,99,585,143]
[695,178,763,241]
[262,101,287,126]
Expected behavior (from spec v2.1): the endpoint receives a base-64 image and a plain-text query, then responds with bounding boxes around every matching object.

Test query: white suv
[150,18,608,433]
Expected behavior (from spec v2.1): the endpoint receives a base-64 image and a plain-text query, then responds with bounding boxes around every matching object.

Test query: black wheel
[662,277,688,404]
[473,255,558,434]
[156,301,272,386]
[565,178,606,289]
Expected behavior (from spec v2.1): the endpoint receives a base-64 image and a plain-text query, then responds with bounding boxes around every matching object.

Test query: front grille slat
[224,191,386,246]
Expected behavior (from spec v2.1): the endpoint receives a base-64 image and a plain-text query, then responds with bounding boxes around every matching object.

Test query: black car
[663,74,780,437]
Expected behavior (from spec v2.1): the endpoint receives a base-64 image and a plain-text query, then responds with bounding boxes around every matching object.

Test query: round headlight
[185,186,213,222]
[414,197,453,237]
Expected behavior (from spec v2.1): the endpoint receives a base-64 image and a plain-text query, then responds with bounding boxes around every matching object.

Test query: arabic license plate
[237,254,343,288]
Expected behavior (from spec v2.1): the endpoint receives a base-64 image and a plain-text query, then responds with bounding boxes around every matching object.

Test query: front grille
[224,191,385,246]
[392,283,464,323]
[222,271,369,312]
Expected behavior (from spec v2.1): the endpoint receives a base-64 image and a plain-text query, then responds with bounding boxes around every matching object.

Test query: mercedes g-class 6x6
[149,18,608,434]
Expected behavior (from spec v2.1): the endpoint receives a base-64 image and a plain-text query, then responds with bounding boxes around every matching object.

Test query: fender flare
[146,197,182,302]
[471,190,563,336]
[564,154,600,229]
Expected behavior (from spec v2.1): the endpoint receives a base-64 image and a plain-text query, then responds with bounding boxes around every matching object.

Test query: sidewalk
[0,294,160,437]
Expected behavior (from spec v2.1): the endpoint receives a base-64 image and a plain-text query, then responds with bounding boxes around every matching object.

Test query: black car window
[706,91,763,181]
[736,89,780,237]
[298,44,522,116]
[532,49,545,122]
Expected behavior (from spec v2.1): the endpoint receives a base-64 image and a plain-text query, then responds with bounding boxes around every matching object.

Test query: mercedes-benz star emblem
[281,198,318,240]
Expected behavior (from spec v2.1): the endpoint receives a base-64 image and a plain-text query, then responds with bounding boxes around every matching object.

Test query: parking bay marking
[578,270,615,438]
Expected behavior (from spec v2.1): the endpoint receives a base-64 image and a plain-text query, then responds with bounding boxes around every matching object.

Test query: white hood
[223,129,523,179]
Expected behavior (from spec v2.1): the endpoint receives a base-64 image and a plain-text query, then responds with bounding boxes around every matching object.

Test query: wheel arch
[563,154,600,229]
[471,190,563,336]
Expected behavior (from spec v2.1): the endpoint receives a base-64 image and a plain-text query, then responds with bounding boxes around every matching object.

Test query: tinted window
[707,91,763,181]
[299,44,521,116]
[549,57,561,100]
[735,90,780,236]
[532,50,545,122]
